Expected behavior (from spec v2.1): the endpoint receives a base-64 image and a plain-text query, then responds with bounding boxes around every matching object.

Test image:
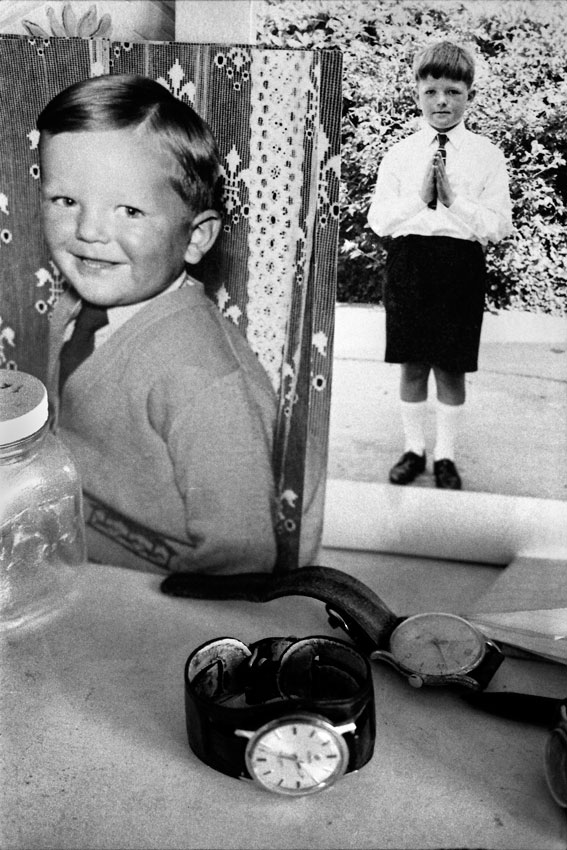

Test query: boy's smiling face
[40,128,198,307]
[415,75,474,131]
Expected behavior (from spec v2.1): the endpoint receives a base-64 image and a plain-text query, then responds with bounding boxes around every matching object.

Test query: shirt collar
[421,119,467,149]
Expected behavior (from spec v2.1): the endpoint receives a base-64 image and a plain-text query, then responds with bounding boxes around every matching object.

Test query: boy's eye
[121,206,144,219]
[52,196,76,207]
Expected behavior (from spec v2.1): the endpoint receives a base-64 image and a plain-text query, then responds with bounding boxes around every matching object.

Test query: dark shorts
[383,235,487,373]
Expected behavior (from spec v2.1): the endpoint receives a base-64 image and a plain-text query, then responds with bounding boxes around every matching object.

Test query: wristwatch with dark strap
[367,611,504,690]
[184,634,375,795]
[164,565,504,690]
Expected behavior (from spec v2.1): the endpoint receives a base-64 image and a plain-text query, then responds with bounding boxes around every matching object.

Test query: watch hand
[422,629,452,643]
[296,761,318,783]
[274,751,315,776]
[276,753,307,777]
[430,638,449,664]
[422,632,449,647]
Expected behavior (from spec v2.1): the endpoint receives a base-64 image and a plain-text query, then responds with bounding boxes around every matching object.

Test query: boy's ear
[467,87,476,103]
[184,210,222,265]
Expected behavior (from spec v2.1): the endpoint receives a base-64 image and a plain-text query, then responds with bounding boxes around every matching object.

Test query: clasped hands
[421,150,455,208]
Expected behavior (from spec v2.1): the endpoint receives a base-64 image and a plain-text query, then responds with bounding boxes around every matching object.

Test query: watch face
[390,612,486,677]
[245,714,349,795]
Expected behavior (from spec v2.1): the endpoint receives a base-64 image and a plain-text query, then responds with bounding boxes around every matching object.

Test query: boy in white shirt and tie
[368,41,513,490]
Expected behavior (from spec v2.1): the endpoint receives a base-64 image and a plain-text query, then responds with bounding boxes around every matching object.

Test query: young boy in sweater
[39,74,278,574]
[368,41,513,489]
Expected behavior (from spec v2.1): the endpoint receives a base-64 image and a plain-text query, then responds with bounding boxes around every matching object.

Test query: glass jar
[0,370,86,630]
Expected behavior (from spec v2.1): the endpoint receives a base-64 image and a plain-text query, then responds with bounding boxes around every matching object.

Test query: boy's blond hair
[37,74,222,215]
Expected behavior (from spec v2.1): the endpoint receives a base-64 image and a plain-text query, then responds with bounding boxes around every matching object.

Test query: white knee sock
[400,400,427,455]
[434,400,463,461]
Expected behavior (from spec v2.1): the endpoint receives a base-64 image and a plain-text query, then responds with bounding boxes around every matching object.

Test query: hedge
[257,0,567,314]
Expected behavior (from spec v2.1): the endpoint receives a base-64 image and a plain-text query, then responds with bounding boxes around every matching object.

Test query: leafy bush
[257,0,567,314]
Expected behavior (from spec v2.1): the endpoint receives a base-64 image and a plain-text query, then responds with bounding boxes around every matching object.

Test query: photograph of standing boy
[368,40,513,490]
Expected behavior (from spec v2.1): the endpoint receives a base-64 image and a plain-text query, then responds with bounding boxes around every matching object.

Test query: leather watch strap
[164,565,399,653]
[184,635,375,780]
[463,691,567,726]
[469,640,505,689]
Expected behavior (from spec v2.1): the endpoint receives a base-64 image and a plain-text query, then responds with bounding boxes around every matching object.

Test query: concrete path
[328,305,567,502]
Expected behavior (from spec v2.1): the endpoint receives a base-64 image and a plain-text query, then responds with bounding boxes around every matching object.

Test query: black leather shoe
[434,459,462,490]
[389,451,426,485]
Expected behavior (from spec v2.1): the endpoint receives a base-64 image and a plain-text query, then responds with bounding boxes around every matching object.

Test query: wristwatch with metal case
[184,634,375,796]
[365,611,504,690]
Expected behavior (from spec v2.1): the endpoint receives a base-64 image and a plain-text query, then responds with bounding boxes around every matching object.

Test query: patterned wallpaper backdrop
[0,34,342,570]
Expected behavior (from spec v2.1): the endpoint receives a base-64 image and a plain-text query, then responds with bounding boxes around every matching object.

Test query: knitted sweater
[47,282,278,574]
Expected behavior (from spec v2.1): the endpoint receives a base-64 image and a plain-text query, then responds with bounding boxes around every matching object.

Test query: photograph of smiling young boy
[368,40,513,491]
[40,73,278,575]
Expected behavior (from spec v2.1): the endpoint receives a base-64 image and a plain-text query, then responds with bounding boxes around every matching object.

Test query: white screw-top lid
[0,371,49,444]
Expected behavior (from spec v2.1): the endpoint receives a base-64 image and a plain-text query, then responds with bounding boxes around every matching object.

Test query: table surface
[1,550,566,850]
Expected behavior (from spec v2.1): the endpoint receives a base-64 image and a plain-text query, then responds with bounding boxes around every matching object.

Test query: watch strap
[463,691,567,726]
[468,639,505,689]
[164,565,399,653]
[184,635,376,780]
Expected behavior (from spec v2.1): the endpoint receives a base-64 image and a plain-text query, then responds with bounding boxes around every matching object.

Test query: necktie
[59,302,109,393]
[428,133,449,209]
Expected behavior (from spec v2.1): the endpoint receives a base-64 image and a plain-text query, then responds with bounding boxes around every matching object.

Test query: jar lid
[0,371,49,444]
